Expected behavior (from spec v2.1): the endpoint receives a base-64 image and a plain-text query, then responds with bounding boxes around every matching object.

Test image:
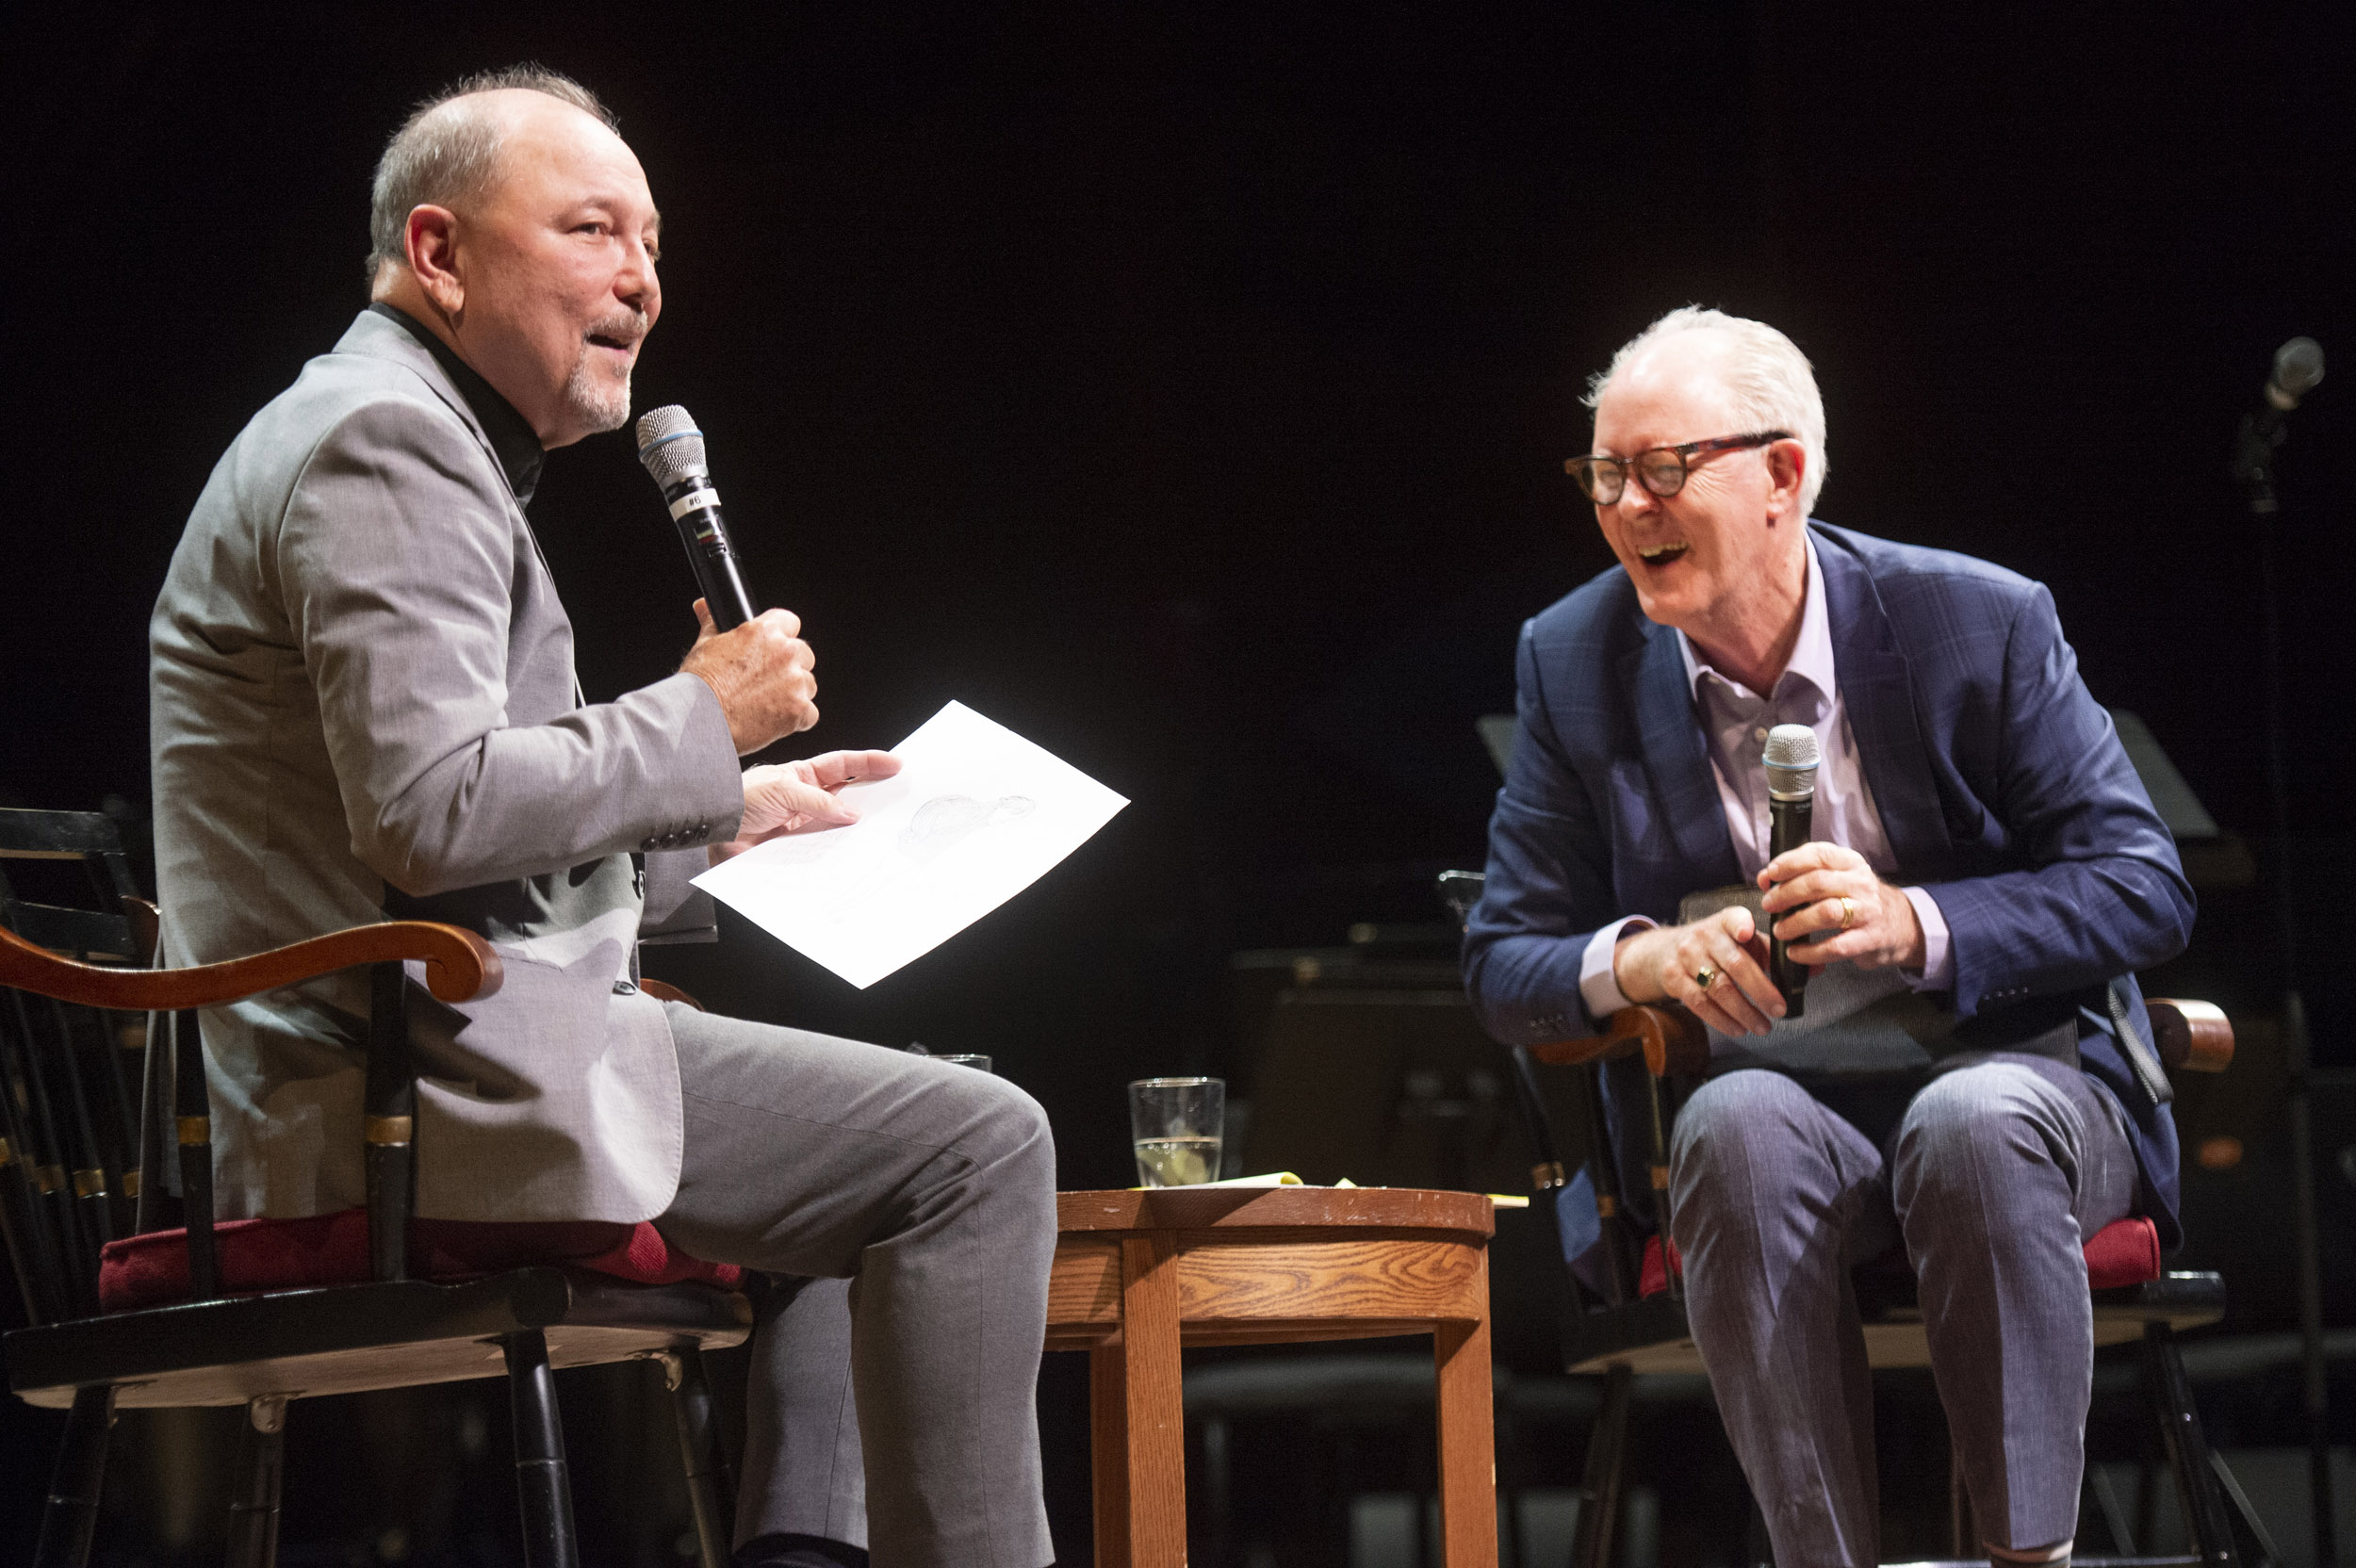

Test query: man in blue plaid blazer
[1464,308,2192,1568]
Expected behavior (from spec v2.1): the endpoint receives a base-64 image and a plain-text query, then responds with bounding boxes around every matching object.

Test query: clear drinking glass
[1129,1077,1224,1186]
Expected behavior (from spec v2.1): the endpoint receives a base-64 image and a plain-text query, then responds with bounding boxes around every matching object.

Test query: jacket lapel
[1816,526,1952,875]
[1623,620,1742,894]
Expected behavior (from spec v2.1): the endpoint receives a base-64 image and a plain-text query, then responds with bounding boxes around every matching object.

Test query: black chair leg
[505,1329,581,1568]
[225,1395,287,1568]
[2143,1321,2239,1568]
[663,1345,736,1568]
[1572,1364,1632,1568]
[33,1383,116,1568]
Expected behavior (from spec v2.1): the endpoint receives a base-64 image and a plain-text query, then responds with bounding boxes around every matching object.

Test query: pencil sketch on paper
[690,699,1128,989]
[899,794,1037,864]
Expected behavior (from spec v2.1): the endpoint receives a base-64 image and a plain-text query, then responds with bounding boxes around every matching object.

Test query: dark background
[4,4,2353,1562]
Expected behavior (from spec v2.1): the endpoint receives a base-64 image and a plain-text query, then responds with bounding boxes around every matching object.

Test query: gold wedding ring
[1693,965,1718,988]
[1840,895,1858,930]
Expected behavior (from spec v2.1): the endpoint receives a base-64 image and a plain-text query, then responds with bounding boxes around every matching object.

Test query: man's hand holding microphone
[676,595,902,865]
[1610,722,1924,1037]
[643,407,903,866]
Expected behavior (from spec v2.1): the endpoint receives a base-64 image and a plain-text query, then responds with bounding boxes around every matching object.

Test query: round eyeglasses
[1564,430,1793,505]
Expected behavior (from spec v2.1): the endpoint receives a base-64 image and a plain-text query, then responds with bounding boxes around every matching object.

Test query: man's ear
[1766,439,1808,518]
[403,205,465,317]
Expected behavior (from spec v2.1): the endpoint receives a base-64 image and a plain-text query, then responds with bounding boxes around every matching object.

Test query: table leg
[1122,1233,1188,1568]
[1434,1265,1497,1568]
[1092,1338,1134,1568]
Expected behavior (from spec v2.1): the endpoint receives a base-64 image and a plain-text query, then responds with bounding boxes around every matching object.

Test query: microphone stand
[2233,389,2337,1568]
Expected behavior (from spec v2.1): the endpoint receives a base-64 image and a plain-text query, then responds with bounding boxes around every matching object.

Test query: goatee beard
[564,353,633,434]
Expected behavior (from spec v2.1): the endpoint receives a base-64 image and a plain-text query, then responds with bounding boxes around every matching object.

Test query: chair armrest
[1529,998,2235,1083]
[0,919,501,1009]
[637,978,704,1011]
[123,895,161,965]
[1528,1004,1709,1077]
[2146,998,2233,1073]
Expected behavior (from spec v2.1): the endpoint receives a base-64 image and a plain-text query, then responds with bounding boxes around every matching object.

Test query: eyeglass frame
[1563,429,1795,505]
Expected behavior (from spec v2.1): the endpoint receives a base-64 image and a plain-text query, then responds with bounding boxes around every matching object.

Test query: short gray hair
[1583,306,1830,514]
[366,65,617,283]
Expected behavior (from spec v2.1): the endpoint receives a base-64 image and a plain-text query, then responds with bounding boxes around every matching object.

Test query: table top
[1056,1186,1494,1239]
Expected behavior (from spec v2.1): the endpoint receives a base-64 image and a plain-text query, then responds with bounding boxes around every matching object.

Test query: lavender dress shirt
[1577,537,1954,1021]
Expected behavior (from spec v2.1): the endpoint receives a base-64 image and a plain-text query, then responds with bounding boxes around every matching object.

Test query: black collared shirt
[368,302,546,510]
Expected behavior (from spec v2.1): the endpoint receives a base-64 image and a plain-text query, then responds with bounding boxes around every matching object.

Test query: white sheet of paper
[691,701,1128,988]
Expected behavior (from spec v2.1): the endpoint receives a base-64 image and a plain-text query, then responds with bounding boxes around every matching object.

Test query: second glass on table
[1129,1076,1224,1186]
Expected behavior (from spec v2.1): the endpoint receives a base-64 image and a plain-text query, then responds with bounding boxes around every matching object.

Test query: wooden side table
[1047,1185,1497,1568]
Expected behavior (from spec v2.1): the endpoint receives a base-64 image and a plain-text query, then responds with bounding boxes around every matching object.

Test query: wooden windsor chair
[0,807,749,1568]
[1437,868,2277,1568]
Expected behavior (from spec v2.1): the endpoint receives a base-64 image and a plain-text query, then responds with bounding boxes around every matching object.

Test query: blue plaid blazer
[1464,521,2197,1245]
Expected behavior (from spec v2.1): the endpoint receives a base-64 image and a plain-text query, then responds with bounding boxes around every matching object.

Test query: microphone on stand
[1763,723,1820,1019]
[2233,336,2325,514]
[2264,335,2326,413]
[635,405,759,630]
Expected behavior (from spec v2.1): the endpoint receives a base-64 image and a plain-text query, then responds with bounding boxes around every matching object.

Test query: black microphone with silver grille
[1763,723,1820,1019]
[636,405,759,631]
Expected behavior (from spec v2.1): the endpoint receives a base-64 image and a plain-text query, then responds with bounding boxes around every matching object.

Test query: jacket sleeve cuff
[1902,885,1953,991]
[1579,915,1656,1025]
[667,670,748,847]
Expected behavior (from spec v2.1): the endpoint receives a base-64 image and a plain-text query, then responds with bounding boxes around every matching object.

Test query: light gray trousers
[1667,1054,2138,1567]
[651,1004,1059,1568]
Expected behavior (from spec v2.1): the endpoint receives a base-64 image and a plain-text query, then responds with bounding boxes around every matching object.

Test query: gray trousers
[651,1004,1059,1568]
[1668,1054,2138,1566]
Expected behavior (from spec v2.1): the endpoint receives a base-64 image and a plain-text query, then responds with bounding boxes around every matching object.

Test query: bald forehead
[433,88,658,220]
[419,86,604,146]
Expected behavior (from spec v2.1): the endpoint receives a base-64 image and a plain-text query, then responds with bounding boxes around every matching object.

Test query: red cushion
[2082,1215,2163,1290]
[98,1209,742,1314]
[1637,1216,2162,1299]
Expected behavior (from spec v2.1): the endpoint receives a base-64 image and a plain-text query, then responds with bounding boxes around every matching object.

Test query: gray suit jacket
[151,309,744,1223]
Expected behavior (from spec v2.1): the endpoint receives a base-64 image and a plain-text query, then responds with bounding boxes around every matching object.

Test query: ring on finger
[1839,895,1858,930]
[1693,965,1718,988]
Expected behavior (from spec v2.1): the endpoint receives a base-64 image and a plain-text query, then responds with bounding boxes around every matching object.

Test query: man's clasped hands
[1612,841,1932,1037]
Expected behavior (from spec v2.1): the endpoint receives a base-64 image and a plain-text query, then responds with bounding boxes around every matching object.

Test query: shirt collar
[1677,532,1836,708]
[367,302,546,509]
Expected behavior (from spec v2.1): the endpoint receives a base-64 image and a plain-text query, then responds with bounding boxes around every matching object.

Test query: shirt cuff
[1902,885,1953,991]
[1579,915,1658,1025]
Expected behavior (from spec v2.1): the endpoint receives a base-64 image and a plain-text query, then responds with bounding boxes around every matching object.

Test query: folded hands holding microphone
[1610,842,1928,1037]
[676,595,904,865]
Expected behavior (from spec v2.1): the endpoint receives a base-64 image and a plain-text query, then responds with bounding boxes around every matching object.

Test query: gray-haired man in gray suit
[150,67,1056,1568]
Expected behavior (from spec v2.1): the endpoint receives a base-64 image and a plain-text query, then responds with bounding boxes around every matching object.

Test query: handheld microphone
[1763,723,1820,1019]
[635,405,759,631]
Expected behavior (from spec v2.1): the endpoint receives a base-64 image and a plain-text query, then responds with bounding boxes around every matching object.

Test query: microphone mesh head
[1763,723,1820,799]
[1762,724,1820,770]
[635,405,709,488]
[2274,336,2326,399]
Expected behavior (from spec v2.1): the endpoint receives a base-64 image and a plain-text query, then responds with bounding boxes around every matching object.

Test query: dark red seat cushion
[1637,1215,2162,1299]
[98,1209,742,1314]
